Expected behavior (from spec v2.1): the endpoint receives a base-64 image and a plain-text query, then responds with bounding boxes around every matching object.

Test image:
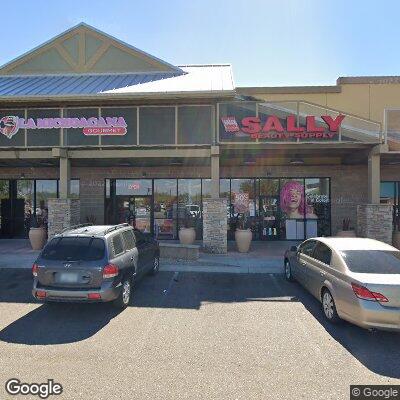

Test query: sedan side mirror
[290,245,298,252]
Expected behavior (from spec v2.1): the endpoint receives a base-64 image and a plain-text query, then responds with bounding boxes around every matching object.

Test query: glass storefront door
[116,195,152,234]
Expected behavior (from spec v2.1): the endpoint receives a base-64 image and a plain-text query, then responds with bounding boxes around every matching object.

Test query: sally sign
[220,114,345,140]
[0,115,127,139]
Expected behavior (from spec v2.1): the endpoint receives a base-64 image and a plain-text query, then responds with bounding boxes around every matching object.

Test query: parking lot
[0,268,399,400]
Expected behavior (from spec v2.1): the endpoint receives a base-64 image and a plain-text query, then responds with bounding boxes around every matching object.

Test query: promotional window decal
[233,192,250,214]
[0,115,127,139]
[220,114,345,140]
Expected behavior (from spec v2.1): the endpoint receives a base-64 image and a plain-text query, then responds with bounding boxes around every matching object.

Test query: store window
[305,178,330,237]
[219,102,256,143]
[259,179,280,240]
[154,179,177,240]
[178,106,212,144]
[0,180,9,236]
[115,179,152,196]
[0,109,26,147]
[178,179,202,239]
[35,180,57,230]
[64,108,99,146]
[381,182,398,231]
[69,179,80,199]
[101,107,137,146]
[381,182,396,205]
[279,179,306,240]
[27,109,60,147]
[17,180,34,236]
[229,179,257,238]
[139,107,175,145]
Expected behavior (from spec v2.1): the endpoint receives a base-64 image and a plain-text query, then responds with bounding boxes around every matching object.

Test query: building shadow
[0,302,121,345]
[0,268,399,378]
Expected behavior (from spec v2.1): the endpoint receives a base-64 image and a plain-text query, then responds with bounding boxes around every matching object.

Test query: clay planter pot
[336,230,356,238]
[29,227,47,250]
[179,227,196,245]
[235,229,252,253]
[393,231,400,249]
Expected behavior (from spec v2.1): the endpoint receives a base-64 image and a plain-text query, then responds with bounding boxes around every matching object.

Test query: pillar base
[48,198,80,240]
[203,198,227,254]
[356,204,393,244]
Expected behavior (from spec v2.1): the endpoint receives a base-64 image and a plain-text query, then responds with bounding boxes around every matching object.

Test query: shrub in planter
[235,213,252,253]
[28,215,47,250]
[179,215,196,245]
[336,217,356,237]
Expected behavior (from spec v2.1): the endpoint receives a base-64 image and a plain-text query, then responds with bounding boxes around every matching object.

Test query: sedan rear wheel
[284,260,294,282]
[322,289,340,323]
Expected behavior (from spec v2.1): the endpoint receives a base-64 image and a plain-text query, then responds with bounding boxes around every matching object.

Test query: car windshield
[341,250,400,274]
[41,237,105,261]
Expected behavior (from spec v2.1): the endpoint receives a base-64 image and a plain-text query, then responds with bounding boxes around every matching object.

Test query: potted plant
[393,215,400,249]
[235,213,252,253]
[179,214,196,245]
[336,217,356,238]
[28,214,47,250]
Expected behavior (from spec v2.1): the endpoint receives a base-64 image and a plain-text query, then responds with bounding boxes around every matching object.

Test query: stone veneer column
[47,198,80,240]
[356,204,393,244]
[203,198,227,254]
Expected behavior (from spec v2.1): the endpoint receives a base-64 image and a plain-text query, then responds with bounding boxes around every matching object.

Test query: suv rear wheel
[113,277,132,309]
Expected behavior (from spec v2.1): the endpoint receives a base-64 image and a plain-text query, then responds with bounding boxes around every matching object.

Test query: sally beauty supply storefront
[0,22,400,253]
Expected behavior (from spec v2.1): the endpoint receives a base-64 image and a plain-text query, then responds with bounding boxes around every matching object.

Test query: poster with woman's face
[280,180,317,219]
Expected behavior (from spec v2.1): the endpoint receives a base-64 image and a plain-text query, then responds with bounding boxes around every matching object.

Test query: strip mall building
[0,23,399,252]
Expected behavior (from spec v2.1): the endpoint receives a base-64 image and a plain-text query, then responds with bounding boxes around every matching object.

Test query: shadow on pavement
[0,303,121,345]
[0,268,399,378]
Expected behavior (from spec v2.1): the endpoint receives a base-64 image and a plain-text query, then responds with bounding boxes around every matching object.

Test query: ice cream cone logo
[0,116,19,139]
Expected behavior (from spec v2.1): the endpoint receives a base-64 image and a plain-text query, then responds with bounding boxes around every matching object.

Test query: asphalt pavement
[0,269,399,400]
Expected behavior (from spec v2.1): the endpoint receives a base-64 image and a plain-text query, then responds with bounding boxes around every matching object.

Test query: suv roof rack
[103,223,130,235]
[61,223,93,234]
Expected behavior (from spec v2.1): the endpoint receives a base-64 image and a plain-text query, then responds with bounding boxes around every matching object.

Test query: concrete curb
[160,264,284,274]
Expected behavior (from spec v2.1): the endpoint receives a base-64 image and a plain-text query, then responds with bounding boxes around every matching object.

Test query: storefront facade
[0,23,399,249]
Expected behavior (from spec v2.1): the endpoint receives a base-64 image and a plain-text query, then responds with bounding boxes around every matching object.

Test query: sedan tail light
[103,264,119,279]
[351,283,389,302]
[35,290,46,299]
[32,263,39,277]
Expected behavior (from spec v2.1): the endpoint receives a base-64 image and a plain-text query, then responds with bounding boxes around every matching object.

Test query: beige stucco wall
[243,82,400,125]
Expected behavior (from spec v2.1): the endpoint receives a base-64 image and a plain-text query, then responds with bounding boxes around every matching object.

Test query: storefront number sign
[221,114,345,140]
[233,192,250,213]
[0,115,127,139]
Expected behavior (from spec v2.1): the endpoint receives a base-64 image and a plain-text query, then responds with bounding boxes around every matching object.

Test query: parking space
[0,269,399,399]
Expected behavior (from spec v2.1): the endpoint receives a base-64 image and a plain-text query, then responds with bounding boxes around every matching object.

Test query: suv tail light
[103,264,119,279]
[32,263,39,277]
[351,283,389,302]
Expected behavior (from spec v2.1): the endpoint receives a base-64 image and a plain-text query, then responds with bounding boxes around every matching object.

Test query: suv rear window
[41,237,105,261]
[341,250,400,274]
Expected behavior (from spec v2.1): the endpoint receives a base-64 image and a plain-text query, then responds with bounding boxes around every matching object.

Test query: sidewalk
[160,240,297,274]
[0,239,297,274]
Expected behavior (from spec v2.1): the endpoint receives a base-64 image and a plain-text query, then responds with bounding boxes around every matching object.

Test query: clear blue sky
[1,0,399,87]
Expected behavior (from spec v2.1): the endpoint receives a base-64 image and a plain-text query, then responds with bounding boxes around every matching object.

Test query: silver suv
[32,223,160,309]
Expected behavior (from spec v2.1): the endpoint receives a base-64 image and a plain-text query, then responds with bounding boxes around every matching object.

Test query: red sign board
[221,114,345,140]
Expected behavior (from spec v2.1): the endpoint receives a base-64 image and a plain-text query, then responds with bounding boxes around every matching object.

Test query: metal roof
[0,65,235,99]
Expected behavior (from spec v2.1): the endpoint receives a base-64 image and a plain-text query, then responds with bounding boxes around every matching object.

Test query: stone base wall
[48,198,80,240]
[356,204,393,244]
[203,198,227,254]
